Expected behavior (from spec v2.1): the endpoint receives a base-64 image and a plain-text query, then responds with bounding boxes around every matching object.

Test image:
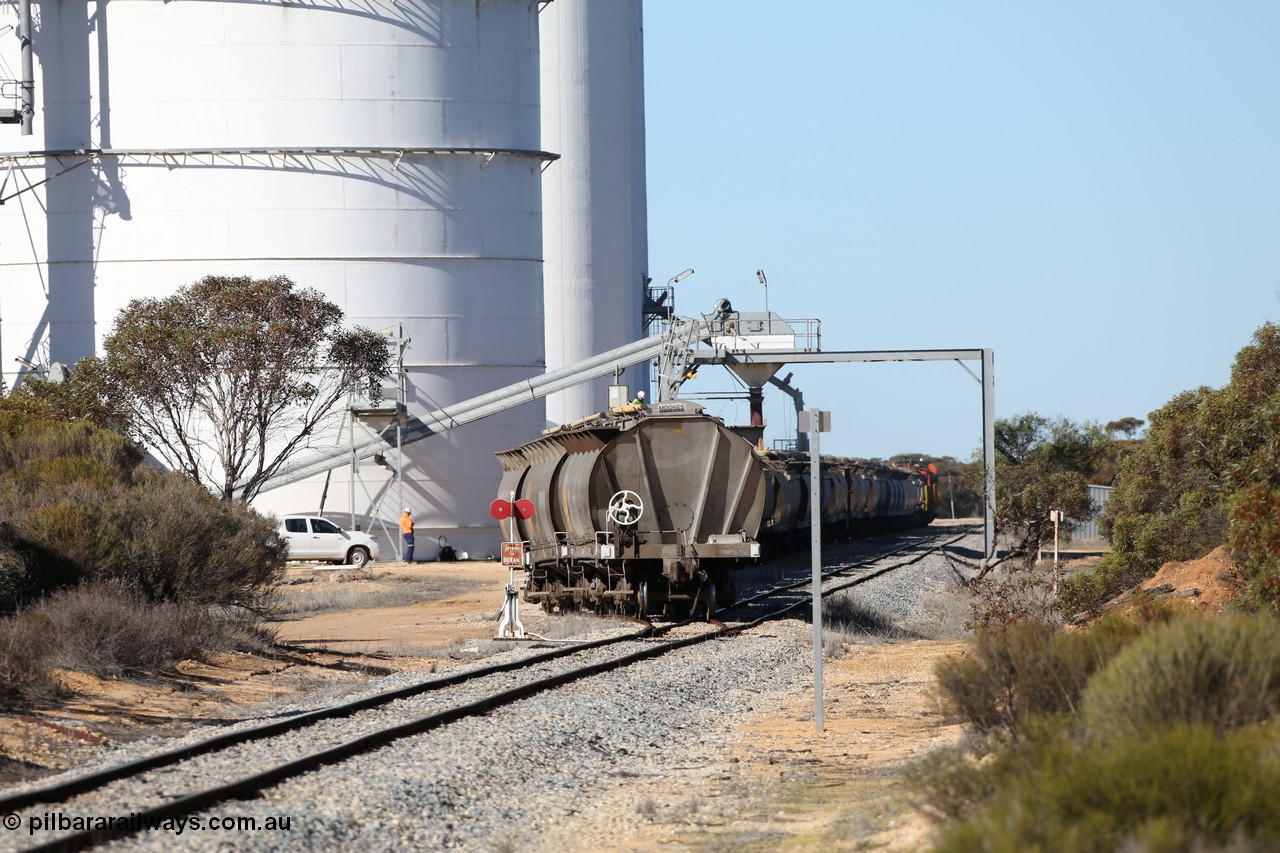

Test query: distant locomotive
[495,400,936,616]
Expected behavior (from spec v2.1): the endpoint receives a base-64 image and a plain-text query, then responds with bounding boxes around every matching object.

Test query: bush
[1226,414,1280,613]
[930,723,1280,853]
[0,583,274,704]
[933,615,1144,735]
[922,604,1280,850]
[93,470,286,608]
[1077,324,1280,613]
[0,418,142,482]
[0,526,80,617]
[1082,614,1280,741]
[1062,508,1231,619]
[0,610,61,701]
[903,737,1002,822]
[37,582,259,676]
[0,419,285,612]
[1055,566,1111,618]
[965,563,1058,632]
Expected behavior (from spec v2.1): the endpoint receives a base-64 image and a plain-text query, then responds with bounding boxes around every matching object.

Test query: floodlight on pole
[661,268,694,321]
[756,269,770,333]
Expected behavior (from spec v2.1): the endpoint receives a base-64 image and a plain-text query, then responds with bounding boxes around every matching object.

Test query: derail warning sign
[501,542,524,567]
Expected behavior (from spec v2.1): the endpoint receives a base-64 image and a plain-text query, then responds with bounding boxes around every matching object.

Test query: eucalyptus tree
[988,412,1108,569]
[99,275,391,501]
[965,413,1110,628]
[1060,322,1280,615]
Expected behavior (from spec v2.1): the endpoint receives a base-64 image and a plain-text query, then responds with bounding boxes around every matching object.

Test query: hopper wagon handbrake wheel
[607,490,644,526]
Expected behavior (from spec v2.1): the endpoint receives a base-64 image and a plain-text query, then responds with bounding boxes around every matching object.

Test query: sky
[640,1,1280,461]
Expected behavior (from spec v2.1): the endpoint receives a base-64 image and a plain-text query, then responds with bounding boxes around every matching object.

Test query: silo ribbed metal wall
[0,0,548,557]
[540,0,649,426]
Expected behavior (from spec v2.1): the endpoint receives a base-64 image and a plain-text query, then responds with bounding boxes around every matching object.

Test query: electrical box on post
[608,384,628,409]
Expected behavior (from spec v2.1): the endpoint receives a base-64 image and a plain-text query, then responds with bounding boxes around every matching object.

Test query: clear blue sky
[642,1,1280,461]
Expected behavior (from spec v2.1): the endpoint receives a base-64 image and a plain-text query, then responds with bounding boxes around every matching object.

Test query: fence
[1073,484,1114,541]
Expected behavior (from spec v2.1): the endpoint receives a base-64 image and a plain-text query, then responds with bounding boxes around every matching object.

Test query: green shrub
[0,419,285,612]
[933,615,1143,735]
[919,612,1280,852]
[1082,614,1280,741]
[8,495,110,572]
[931,723,1280,853]
[94,470,286,608]
[1089,325,1280,613]
[1056,565,1111,618]
[0,419,142,482]
[1226,418,1280,612]
[0,523,80,614]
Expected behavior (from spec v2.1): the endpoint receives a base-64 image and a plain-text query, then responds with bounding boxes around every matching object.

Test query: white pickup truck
[278,515,381,569]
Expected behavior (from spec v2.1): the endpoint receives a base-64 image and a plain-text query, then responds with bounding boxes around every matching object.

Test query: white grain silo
[0,0,548,558]
[540,0,650,426]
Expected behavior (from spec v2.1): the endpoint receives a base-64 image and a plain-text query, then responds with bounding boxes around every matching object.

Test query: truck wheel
[347,547,370,569]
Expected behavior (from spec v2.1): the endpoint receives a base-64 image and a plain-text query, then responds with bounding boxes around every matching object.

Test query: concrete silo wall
[540,0,649,426]
[0,0,549,558]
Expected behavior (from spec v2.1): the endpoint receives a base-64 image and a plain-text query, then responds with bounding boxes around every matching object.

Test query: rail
[2,529,970,850]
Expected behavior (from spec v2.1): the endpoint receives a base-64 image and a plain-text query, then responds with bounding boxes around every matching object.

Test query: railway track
[716,525,973,623]
[0,526,975,851]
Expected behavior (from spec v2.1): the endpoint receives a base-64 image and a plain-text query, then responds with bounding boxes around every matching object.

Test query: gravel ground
[5,529,980,852]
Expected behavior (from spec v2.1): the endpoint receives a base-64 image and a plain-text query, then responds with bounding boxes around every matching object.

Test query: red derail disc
[490,498,536,520]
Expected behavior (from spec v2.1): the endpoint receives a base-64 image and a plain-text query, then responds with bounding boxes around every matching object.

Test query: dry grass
[819,594,910,658]
[535,612,628,640]
[268,573,481,618]
[0,583,272,705]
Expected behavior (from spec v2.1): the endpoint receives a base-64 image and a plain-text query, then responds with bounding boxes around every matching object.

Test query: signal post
[490,494,535,640]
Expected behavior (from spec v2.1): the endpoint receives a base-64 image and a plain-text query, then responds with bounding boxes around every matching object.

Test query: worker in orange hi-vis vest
[400,508,415,562]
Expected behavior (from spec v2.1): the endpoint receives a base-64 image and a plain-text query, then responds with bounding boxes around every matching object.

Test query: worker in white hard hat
[630,390,646,406]
[400,507,415,562]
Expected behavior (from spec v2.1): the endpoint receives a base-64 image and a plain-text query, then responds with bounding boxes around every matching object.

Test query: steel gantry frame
[686,346,997,563]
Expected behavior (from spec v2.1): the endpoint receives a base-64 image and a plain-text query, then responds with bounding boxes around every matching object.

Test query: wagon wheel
[587,576,608,611]
[610,578,633,619]
[551,581,574,613]
[607,490,644,526]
